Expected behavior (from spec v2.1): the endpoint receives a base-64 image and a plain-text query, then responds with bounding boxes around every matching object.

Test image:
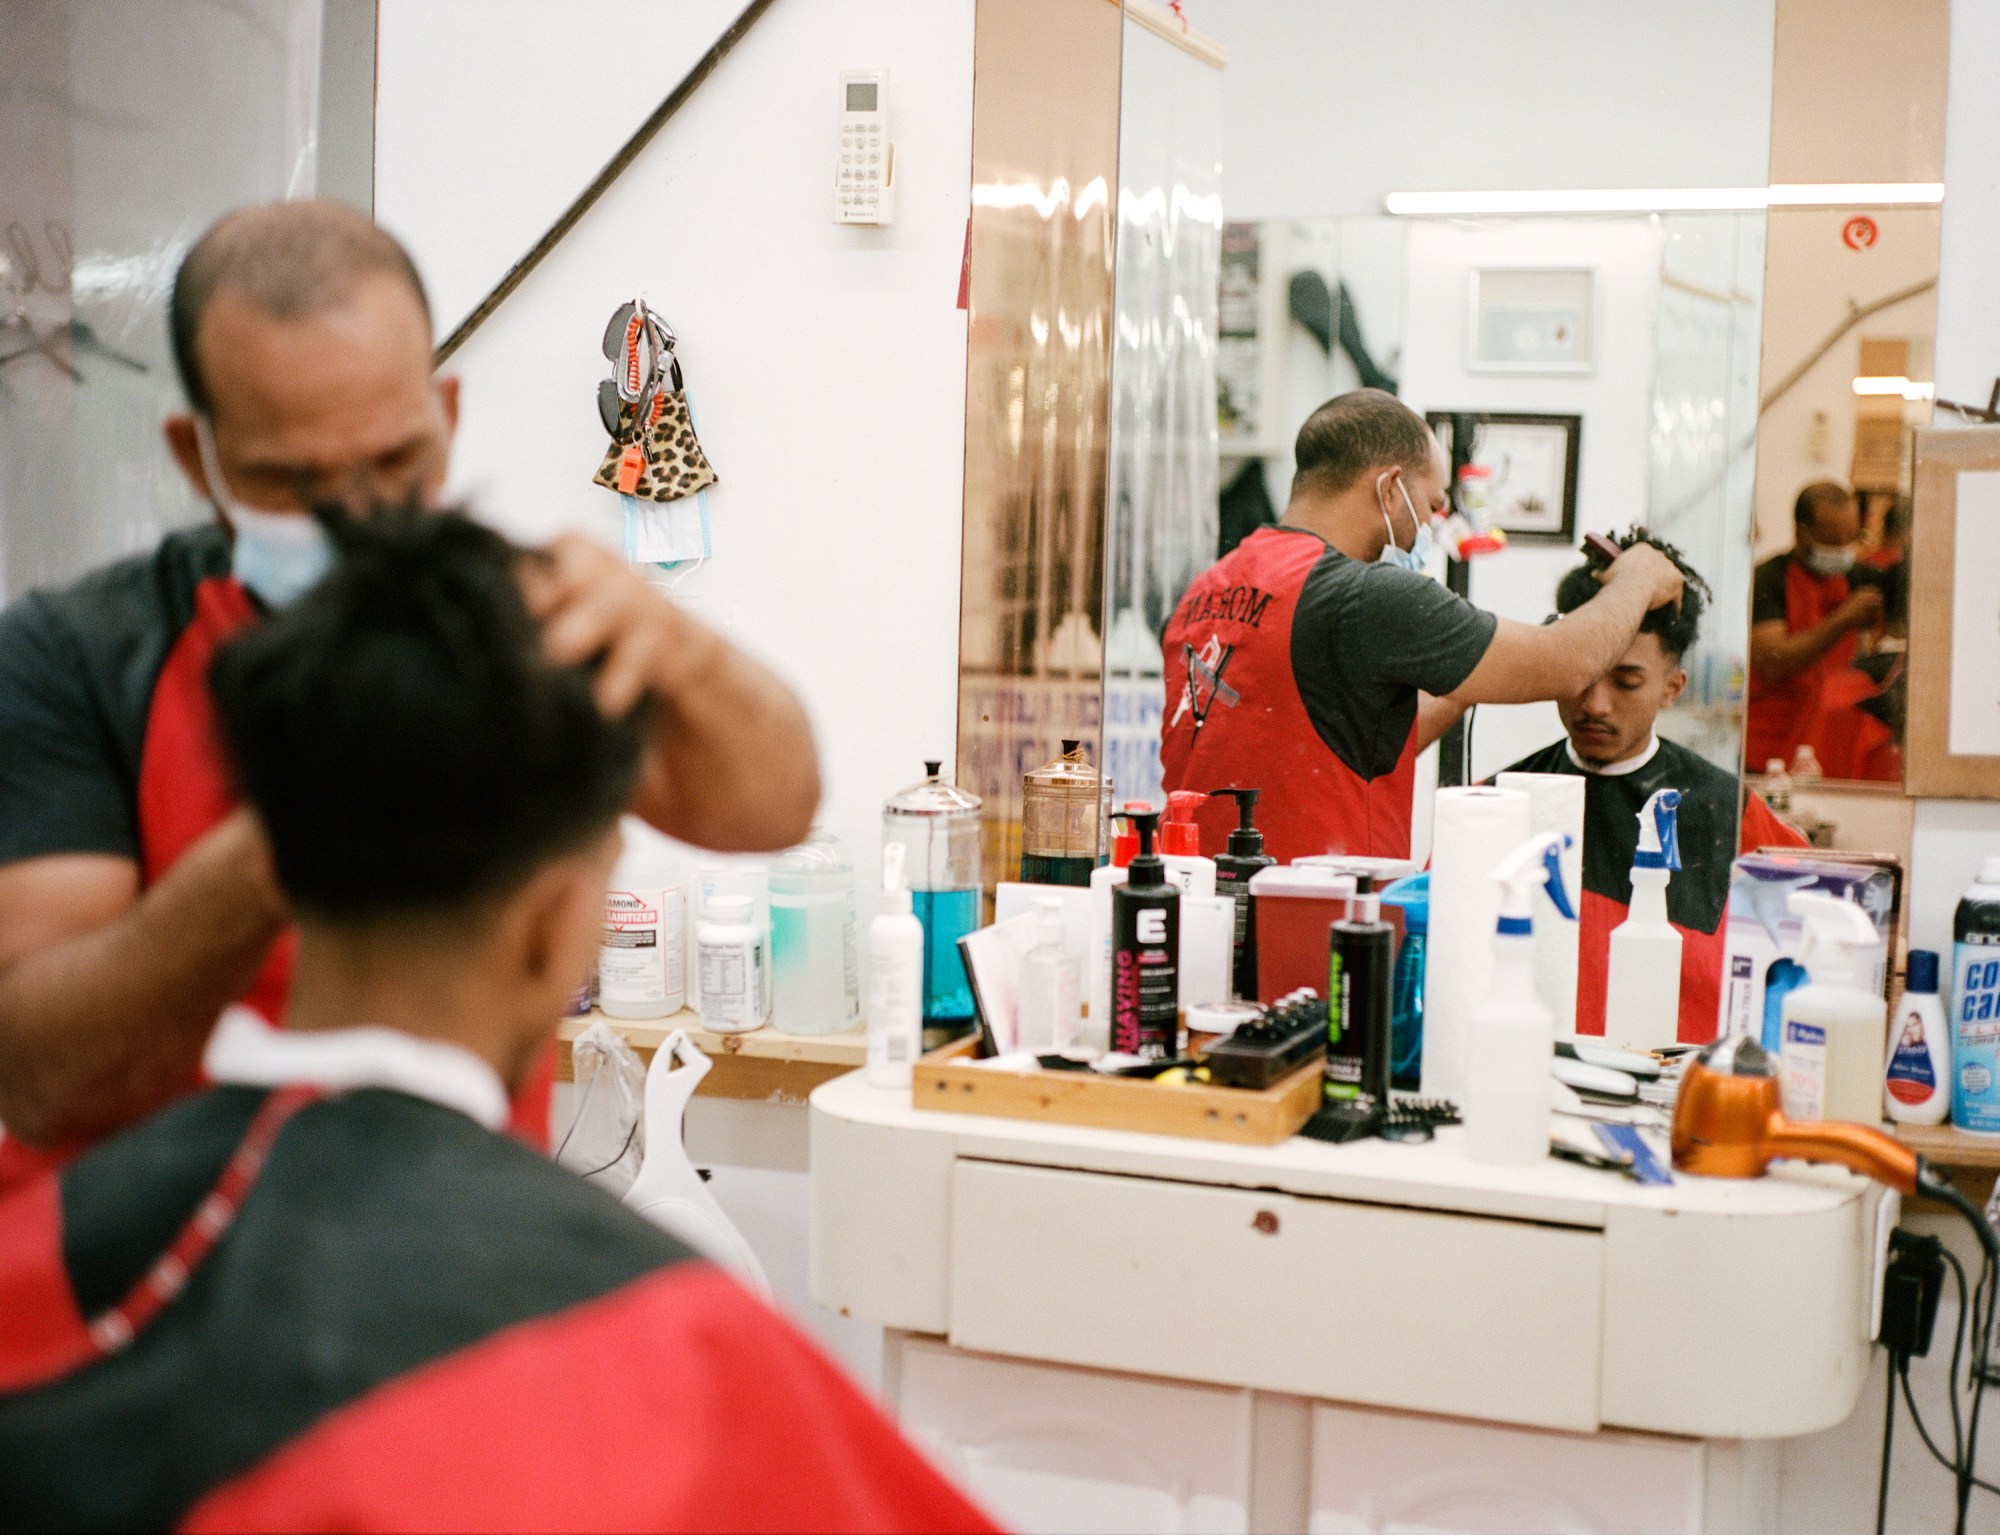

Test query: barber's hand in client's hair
[518,533,688,718]
[1597,541,1686,612]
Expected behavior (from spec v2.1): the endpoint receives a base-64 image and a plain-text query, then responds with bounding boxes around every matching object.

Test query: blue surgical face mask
[1376,472,1435,572]
[195,416,335,608]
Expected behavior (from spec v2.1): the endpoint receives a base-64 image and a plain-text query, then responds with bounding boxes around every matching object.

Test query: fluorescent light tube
[1384,183,1944,216]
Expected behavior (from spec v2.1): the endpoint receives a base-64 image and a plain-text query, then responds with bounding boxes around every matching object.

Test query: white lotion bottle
[1781,891,1888,1123]
[1017,895,1081,1054]
[599,816,686,1020]
[867,843,925,1088]
[1604,788,1684,1050]
[1884,949,1950,1126]
[1465,833,1578,1166]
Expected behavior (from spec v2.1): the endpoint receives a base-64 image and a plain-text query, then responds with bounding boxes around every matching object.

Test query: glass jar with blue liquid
[882,761,983,1040]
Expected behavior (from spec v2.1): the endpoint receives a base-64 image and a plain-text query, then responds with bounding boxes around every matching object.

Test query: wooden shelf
[555,1009,865,1105]
[1894,1122,2000,1170]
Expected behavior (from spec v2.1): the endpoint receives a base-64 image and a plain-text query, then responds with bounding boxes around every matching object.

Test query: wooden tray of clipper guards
[911,1035,1324,1146]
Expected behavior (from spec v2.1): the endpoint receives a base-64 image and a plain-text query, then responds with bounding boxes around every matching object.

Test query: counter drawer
[947,1158,1604,1432]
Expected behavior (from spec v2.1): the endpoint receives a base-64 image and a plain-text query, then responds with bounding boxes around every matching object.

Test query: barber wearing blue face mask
[0,201,821,1179]
[1162,389,1686,864]
[1746,479,1890,778]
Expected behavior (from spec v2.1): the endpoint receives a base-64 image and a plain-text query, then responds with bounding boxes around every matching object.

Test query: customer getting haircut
[1290,387,1437,501]
[209,506,646,919]
[169,200,433,414]
[1553,527,1711,664]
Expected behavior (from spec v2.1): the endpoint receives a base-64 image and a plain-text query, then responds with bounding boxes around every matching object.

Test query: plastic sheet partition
[1646,212,1766,778]
[956,0,1125,892]
[1101,22,1223,812]
[0,0,324,602]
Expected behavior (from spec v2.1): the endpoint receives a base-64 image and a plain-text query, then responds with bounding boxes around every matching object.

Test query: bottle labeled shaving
[1110,808,1180,1059]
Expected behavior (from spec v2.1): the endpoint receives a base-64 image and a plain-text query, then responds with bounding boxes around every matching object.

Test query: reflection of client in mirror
[1497,530,1807,1042]
[1161,389,1686,865]
[1746,481,1899,782]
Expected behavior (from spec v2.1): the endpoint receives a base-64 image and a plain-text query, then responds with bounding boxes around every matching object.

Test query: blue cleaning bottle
[1381,874,1429,1090]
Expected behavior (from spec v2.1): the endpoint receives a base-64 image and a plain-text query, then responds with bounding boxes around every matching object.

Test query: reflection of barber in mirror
[1745,480,1899,782]
[1161,389,1686,864]
[1497,530,1807,1042]
[0,201,820,1182]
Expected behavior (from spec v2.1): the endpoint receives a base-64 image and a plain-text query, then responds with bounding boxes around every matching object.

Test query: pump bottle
[1089,801,1215,1039]
[1779,891,1887,1124]
[1208,788,1274,1001]
[1110,808,1181,1059]
[1604,788,1684,1050]
[1158,791,1219,895]
[1464,834,1577,1166]
[866,844,924,1088]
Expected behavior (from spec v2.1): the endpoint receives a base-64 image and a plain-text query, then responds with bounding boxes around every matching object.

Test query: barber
[1745,479,1890,778]
[1161,389,1684,864]
[0,200,820,1170]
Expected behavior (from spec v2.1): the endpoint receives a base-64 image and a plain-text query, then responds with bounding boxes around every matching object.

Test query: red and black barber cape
[0,528,554,1183]
[0,1083,997,1533]
[1162,527,1495,865]
[1497,737,1807,1043]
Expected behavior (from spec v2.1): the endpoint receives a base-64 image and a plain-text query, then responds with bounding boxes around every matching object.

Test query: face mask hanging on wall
[592,300,718,566]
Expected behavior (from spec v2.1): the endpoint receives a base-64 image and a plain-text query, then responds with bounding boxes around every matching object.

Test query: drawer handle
[1252,1210,1280,1236]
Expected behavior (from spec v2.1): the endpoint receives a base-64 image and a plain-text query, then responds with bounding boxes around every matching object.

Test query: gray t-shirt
[1289,537,1497,777]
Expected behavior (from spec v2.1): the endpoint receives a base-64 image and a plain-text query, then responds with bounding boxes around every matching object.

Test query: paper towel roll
[1497,771,1586,1032]
[1422,786,1532,1101]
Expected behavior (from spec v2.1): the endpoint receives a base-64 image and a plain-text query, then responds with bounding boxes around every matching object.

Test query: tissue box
[1718,852,1900,1047]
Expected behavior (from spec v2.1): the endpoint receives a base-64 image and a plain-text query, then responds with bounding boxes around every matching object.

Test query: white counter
[809,1072,1890,1534]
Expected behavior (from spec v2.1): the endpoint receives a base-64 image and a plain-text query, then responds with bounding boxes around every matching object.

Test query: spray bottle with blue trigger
[1465,833,1577,1166]
[1605,788,1685,1051]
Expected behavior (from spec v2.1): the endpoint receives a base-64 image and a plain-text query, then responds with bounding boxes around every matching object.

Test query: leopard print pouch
[593,388,718,503]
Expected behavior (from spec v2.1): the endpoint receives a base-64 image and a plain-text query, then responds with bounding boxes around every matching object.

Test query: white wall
[1397,218,1669,780]
[375,0,974,921]
[1215,0,1775,221]
[1907,0,2000,963]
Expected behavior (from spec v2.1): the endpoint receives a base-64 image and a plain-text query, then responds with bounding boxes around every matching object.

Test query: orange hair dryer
[1671,1035,1921,1194]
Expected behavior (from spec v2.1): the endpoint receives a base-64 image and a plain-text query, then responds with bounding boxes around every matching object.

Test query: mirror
[1098,0,1785,865]
[1742,0,1948,823]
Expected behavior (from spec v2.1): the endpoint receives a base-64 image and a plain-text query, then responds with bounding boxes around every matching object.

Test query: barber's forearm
[633,621,821,852]
[1753,617,1845,681]
[0,827,283,1145]
[1415,692,1470,753]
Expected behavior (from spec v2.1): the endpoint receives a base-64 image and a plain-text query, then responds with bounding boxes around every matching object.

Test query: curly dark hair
[1553,526,1711,663]
[209,504,646,919]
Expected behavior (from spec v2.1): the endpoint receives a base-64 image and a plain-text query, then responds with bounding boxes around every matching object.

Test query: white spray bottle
[1465,833,1578,1166]
[1604,788,1684,1051]
[866,843,924,1089]
[1780,891,1887,1124]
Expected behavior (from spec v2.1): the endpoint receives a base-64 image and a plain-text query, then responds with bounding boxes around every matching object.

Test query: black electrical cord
[1878,1350,1897,1535]
[1908,1169,2000,1533]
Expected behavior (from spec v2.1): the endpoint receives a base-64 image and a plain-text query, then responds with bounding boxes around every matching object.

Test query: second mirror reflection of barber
[1161,389,1686,863]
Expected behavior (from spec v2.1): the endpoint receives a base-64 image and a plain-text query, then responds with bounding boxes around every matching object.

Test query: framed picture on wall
[1907,425,2000,799]
[1428,411,1582,543]
[1469,268,1595,373]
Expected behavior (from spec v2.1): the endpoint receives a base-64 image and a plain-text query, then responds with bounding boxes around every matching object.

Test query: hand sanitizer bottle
[1016,896,1080,1054]
[1465,834,1577,1165]
[1604,788,1684,1051]
[1780,891,1888,1123]
[866,844,924,1088]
